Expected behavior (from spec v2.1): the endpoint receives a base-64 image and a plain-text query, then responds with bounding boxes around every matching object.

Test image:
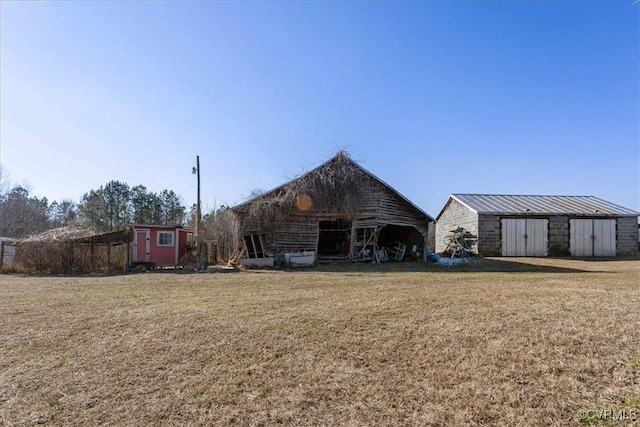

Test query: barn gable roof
[233,152,435,222]
[438,194,639,218]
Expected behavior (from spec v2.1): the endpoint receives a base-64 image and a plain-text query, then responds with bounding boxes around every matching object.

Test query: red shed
[130,224,195,268]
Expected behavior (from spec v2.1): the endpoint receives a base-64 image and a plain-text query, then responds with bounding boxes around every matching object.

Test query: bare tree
[196,204,239,263]
[49,199,77,227]
[0,165,10,201]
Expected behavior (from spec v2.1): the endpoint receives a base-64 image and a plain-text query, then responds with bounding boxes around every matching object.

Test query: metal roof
[448,194,639,217]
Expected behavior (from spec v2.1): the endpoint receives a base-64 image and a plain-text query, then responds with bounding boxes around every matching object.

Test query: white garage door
[570,219,616,257]
[501,218,548,256]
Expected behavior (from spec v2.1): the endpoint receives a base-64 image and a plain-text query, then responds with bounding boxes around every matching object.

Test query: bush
[12,241,127,275]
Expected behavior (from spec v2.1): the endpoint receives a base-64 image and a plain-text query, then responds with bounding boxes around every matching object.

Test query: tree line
[0,170,188,238]
[79,181,186,232]
[0,168,240,263]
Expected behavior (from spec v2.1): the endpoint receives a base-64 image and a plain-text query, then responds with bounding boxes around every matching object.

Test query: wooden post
[372,227,379,263]
[68,241,74,274]
[350,222,356,261]
[423,234,428,262]
[107,242,112,272]
[0,240,5,271]
[126,241,130,271]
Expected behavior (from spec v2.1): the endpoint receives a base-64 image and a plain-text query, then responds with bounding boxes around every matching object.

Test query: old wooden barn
[232,152,435,267]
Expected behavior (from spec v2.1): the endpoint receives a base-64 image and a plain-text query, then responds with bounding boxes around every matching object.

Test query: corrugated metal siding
[570,219,616,256]
[501,219,526,256]
[593,220,616,256]
[501,218,548,256]
[453,194,639,217]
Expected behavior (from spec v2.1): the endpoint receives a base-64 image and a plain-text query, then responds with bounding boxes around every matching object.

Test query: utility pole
[196,155,201,244]
[192,155,202,264]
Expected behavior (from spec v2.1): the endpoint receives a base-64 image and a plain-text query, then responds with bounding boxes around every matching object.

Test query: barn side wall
[435,199,478,253]
[270,214,319,253]
[237,179,432,255]
[617,216,639,256]
[238,213,320,254]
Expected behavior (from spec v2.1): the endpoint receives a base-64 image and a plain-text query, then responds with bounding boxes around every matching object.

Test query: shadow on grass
[569,256,640,262]
[308,257,596,274]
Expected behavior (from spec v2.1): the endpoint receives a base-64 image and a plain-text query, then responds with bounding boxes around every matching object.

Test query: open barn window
[378,225,422,251]
[318,220,351,259]
[243,234,267,258]
[377,225,424,260]
[158,231,175,247]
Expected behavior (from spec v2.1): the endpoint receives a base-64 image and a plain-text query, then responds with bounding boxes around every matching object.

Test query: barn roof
[440,194,639,218]
[233,151,435,221]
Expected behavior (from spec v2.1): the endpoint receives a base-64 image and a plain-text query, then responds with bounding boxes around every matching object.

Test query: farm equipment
[443,227,477,258]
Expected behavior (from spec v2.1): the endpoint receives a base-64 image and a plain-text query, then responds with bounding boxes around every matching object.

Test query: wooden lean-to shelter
[232,152,435,267]
[9,226,133,274]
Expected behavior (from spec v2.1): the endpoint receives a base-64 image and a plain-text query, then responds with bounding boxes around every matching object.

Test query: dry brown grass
[1,258,639,426]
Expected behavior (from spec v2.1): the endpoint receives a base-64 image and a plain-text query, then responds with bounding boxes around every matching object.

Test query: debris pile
[441,227,477,258]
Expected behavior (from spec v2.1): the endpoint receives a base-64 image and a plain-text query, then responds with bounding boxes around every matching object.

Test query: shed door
[133,229,150,262]
[501,219,525,256]
[526,219,549,256]
[570,219,616,257]
[501,218,548,256]
[593,220,616,256]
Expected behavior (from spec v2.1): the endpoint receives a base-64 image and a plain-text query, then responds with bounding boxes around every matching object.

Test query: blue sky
[1,0,638,217]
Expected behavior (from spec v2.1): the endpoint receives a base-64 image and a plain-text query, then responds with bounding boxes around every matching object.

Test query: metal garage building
[435,194,639,257]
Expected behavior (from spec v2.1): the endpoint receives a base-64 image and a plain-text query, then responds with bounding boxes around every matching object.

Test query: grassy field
[1,258,639,426]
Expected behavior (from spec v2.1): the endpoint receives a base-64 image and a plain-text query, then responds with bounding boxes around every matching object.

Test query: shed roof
[74,228,133,245]
[441,194,639,218]
[127,224,194,231]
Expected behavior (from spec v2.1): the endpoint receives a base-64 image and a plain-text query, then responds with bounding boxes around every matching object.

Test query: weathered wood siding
[236,179,431,254]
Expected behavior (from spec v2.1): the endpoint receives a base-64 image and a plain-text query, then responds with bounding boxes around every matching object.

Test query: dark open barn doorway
[377,225,424,261]
[317,219,352,259]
